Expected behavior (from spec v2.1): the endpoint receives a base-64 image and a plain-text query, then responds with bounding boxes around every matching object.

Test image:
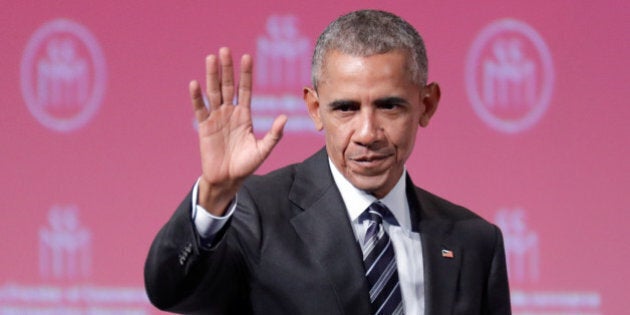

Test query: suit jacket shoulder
[146,148,371,315]
[409,182,511,314]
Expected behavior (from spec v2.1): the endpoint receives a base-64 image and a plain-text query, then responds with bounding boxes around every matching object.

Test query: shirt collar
[328,159,411,230]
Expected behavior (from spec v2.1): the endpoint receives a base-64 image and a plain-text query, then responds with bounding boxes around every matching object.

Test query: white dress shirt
[191,160,425,314]
[328,160,425,315]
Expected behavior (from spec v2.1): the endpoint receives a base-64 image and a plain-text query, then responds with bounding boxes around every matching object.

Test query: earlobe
[304,87,324,131]
[419,82,441,127]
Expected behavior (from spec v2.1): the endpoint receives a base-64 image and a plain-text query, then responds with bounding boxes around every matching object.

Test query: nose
[353,108,381,147]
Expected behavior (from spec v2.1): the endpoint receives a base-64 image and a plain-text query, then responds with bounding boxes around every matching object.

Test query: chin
[348,175,389,196]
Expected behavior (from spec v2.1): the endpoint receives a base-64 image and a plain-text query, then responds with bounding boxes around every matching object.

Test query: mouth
[349,154,393,168]
[354,155,387,162]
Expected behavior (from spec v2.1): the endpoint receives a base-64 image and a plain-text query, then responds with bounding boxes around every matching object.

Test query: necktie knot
[363,202,398,245]
[367,201,388,225]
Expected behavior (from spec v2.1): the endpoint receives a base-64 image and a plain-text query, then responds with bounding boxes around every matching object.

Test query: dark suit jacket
[144,148,511,314]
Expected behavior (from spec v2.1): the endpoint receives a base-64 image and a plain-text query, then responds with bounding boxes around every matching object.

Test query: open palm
[190,48,287,214]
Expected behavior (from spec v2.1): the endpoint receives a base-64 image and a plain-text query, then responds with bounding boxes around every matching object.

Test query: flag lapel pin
[441,249,454,258]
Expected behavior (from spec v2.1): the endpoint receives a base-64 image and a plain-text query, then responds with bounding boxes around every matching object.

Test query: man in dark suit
[144,10,511,314]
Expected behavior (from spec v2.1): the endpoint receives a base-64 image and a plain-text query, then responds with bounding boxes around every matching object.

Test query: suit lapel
[420,220,461,314]
[408,180,461,315]
[288,149,371,315]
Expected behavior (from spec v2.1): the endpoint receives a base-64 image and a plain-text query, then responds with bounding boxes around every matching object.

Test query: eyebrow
[327,99,359,108]
[327,96,410,109]
[373,97,409,107]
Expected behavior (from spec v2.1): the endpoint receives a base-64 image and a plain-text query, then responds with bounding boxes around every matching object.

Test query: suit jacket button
[178,243,193,265]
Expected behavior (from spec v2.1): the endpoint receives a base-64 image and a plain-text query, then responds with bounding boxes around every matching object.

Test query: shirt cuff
[191,177,237,244]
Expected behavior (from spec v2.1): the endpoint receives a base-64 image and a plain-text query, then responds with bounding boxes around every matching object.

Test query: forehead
[318,50,417,94]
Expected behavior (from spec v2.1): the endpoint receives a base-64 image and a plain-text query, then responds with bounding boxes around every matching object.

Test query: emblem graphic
[256,15,311,89]
[251,14,313,133]
[39,205,91,280]
[21,19,106,132]
[495,208,539,284]
[466,19,553,133]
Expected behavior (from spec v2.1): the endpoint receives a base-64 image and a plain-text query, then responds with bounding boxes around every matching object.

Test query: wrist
[197,177,241,216]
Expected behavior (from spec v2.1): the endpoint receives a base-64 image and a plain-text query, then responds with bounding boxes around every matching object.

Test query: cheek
[325,124,352,158]
[391,122,419,157]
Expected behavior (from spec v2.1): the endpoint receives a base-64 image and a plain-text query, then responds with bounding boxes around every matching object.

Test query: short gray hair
[311,10,428,89]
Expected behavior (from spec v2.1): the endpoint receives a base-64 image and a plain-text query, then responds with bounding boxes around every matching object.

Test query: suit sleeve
[484,225,512,314]
[143,189,252,314]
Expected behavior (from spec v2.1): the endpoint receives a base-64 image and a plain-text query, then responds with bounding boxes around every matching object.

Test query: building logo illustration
[21,18,107,133]
[251,14,314,134]
[495,208,539,284]
[0,204,151,312]
[495,207,602,313]
[256,15,310,89]
[39,205,91,280]
[466,19,554,134]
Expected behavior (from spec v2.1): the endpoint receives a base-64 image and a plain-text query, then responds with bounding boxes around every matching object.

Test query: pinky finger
[190,80,209,123]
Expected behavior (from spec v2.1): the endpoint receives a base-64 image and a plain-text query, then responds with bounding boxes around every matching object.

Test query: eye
[375,97,407,111]
[337,104,356,112]
[378,102,398,110]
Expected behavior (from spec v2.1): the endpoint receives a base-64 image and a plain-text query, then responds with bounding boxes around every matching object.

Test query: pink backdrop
[2,1,628,314]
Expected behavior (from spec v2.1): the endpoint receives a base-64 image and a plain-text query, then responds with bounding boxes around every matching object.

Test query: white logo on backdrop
[495,208,539,284]
[466,19,553,133]
[39,205,91,280]
[0,204,151,312]
[256,15,311,89]
[494,207,602,313]
[251,14,314,133]
[21,18,107,133]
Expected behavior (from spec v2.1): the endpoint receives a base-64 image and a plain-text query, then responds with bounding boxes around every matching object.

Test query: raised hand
[189,47,287,215]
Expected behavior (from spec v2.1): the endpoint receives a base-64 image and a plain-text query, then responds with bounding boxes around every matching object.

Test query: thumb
[259,114,288,155]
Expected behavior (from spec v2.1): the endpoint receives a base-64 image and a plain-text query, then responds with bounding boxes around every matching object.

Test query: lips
[354,155,388,162]
[349,153,393,170]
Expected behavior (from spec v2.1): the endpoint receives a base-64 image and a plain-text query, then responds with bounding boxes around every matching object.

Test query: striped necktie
[362,201,404,315]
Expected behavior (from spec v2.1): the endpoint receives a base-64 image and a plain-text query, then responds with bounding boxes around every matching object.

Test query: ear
[304,87,324,131]
[419,82,441,127]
